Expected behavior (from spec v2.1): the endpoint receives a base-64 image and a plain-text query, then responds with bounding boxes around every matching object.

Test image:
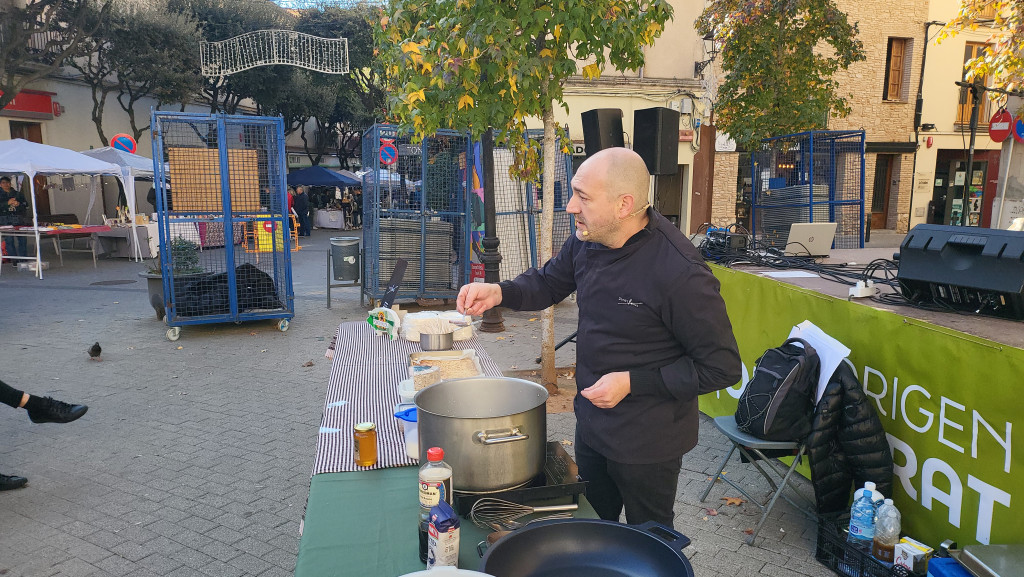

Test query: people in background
[457,148,741,528]
[351,190,361,228]
[293,185,311,237]
[1,176,29,257]
[341,191,352,230]
[1,378,88,491]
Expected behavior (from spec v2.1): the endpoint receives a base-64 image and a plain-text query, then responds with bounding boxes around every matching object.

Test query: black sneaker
[0,474,27,491]
[27,397,88,424]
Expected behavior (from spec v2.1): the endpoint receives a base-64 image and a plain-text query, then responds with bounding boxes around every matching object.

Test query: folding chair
[699,416,817,544]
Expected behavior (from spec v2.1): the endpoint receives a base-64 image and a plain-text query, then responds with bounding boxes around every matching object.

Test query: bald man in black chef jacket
[458,147,741,527]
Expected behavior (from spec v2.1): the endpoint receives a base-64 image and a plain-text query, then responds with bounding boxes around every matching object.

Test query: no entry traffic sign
[379,142,398,165]
[110,133,137,154]
[989,109,1012,143]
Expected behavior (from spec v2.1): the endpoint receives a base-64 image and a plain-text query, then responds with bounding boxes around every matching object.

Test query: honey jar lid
[354,422,376,432]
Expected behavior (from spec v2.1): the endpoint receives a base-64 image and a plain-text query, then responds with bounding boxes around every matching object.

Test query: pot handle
[637,521,691,552]
[475,427,529,445]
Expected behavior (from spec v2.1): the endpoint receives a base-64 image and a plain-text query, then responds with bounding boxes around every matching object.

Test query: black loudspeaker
[633,107,679,175]
[897,224,1024,320]
[581,109,624,157]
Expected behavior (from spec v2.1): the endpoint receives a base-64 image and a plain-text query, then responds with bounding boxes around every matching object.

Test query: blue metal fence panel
[151,111,294,329]
[750,130,865,250]
[360,124,472,302]
[491,129,574,279]
[359,125,575,301]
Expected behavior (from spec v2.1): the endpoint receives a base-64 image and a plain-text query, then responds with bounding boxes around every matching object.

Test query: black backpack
[735,338,820,442]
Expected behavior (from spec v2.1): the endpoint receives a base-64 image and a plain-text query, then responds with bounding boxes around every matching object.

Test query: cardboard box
[17,260,49,272]
[896,536,934,574]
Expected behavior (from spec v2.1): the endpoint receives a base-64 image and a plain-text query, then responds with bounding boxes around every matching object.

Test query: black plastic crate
[816,515,923,577]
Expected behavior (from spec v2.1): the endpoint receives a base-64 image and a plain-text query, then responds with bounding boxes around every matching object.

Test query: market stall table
[94,223,159,259]
[0,224,110,275]
[315,208,348,230]
[295,321,597,576]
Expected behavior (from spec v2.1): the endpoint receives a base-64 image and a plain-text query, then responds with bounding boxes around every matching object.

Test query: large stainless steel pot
[415,377,548,493]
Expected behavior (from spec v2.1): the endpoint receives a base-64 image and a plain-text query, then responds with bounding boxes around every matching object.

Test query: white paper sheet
[788,320,852,402]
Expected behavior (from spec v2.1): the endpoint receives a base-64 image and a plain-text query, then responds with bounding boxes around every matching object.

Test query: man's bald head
[582,147,650,201]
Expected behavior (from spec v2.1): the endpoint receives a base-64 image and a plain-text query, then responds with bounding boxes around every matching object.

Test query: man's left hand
[580,371,630,409]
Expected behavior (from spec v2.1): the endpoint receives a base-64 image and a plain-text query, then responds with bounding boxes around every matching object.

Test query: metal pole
[479,127,505,333]
[995,137,1013,228]
[960,80,982,226]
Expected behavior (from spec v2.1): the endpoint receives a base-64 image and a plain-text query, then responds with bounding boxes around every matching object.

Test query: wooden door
[9,120,42,143]
[871,155,894,230]
[689,124,715,233]
[8,121,49,215]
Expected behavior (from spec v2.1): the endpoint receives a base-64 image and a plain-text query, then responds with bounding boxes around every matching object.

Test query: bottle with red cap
[418,446,453,563]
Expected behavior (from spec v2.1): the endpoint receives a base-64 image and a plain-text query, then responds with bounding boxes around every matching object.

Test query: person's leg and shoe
[1,378,89,491]
[575,429,681,527]
[14,235,27,258]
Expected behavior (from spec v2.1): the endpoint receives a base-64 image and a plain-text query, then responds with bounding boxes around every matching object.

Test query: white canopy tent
[80,146,160,262]
[0,139,124,278]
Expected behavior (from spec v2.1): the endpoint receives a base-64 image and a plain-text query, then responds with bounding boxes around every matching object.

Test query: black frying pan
[479,518,694,577]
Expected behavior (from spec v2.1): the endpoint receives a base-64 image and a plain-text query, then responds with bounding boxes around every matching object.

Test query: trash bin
[330,237,360,282]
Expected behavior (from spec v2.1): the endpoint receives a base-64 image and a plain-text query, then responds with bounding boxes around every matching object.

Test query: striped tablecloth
[312,321,503,475]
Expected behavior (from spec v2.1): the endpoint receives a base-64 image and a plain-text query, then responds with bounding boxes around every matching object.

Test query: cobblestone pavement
[0,229,831,576]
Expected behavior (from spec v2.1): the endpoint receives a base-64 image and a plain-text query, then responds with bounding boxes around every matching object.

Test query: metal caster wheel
[166,327,181,341]
[277,319,290,332]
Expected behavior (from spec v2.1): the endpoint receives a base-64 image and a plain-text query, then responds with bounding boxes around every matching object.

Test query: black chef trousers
[574,430,682,527]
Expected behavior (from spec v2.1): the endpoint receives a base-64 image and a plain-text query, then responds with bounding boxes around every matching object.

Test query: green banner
[702,265,1023,547]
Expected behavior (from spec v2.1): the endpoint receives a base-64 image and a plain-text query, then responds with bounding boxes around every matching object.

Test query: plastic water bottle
[418,447,452,563]
[873,499,901,567]
[847,482,877,556]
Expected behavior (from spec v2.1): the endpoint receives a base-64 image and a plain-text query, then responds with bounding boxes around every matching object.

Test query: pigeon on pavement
[88,342,102,361]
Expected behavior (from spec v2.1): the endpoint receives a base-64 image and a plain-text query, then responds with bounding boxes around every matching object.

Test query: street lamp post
[479,127,505,332]
[694,32,721,77]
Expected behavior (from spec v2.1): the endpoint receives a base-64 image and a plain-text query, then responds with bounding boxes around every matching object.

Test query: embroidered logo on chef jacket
[617,297,643,307]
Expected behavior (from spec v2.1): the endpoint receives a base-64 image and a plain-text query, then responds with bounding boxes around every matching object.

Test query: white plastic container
[394,402,418,460]
[399,378,416,404]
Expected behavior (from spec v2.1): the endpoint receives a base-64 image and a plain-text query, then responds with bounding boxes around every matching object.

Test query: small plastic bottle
[418,447,452,563]
[847,482,877,556]
[872,499,901,567]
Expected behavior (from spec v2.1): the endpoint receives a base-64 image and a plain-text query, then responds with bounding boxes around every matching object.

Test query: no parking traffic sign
[110,133,137,154]
[1014,114,1024,144]
[379,140,398,166]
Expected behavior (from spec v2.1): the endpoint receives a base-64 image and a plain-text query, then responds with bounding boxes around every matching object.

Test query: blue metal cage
[751,130,865,250]
[360,124,472,302]
[151,111,294,340]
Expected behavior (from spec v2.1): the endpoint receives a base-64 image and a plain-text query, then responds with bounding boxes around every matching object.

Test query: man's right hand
[457,283,502,316]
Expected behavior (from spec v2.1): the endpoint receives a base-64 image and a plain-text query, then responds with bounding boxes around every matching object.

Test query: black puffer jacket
[807,362,894,515]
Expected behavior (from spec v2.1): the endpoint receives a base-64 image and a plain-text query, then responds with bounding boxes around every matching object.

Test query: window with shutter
[882,38,907,101]
[956,42,992,127]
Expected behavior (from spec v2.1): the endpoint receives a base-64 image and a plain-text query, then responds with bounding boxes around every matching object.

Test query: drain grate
[90,280,138,286]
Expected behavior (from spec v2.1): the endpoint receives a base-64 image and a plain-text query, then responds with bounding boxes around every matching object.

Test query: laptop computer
[784,222,838,257]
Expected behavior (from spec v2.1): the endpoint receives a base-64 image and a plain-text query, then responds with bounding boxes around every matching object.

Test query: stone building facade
[709,0,929,234]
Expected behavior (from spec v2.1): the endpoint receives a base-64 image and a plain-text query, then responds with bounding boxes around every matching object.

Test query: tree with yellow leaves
[939,0,1024,93]
[375,0,672,390]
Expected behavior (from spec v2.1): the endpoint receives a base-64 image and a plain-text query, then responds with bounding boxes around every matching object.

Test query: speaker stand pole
[479,127,505,333]
[961,79,981,227]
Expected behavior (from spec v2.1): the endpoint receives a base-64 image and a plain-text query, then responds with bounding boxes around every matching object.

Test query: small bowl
[420,331,454,351]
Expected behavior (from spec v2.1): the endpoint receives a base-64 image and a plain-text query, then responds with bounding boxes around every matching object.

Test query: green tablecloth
[296,467,596,576]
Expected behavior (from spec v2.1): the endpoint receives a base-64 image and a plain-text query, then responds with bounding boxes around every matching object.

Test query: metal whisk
[468,497,578,529]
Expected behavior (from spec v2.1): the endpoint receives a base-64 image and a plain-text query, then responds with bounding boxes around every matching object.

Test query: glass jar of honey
[353,422,378,467]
